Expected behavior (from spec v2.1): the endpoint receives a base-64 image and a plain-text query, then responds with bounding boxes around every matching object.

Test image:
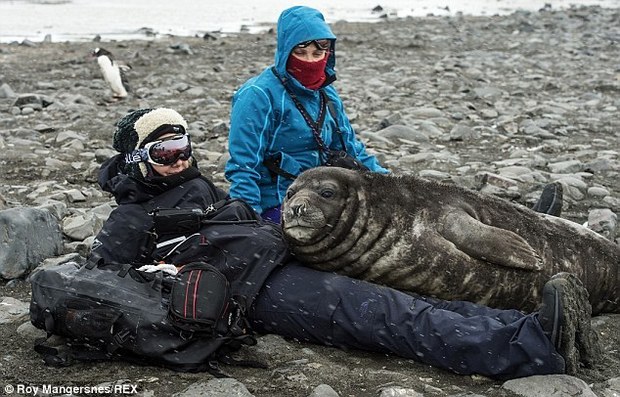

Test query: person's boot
[532,182,563,216]
[537,272,603,374]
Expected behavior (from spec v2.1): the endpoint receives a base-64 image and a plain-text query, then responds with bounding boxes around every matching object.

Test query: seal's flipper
[441,211,543,271]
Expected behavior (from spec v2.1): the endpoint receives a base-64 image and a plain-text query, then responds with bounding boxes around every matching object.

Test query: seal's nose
[284,196,309,219]
[290,202,306,217]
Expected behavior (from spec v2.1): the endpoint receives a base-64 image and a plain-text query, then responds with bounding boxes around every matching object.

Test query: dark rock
[0,207,63,279]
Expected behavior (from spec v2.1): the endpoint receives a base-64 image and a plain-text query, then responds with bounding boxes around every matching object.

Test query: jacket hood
[274,6,337,81]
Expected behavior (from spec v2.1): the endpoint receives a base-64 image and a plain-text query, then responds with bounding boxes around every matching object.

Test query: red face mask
[286,53,329,90]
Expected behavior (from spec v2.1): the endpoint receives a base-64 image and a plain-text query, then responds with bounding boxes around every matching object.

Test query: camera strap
[264,68,352,180]
[271,67,330,155]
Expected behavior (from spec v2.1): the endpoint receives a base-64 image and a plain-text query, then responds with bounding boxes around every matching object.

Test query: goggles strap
[125,149,148,164]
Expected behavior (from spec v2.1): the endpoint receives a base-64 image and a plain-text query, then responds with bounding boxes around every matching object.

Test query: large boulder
[0,207,63,279]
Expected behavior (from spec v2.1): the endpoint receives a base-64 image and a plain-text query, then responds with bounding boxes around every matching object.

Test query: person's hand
[137,263,179,275]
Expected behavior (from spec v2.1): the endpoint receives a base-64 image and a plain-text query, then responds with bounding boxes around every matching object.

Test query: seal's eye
[320,189,334,198]
[286,189,296,200]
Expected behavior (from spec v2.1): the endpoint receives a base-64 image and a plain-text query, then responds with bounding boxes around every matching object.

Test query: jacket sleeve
[90,204,155,265]
[328,92,390,174]
[225,84,275,214]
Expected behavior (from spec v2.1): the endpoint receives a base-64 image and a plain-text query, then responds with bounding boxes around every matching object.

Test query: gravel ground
[0,5,619,397]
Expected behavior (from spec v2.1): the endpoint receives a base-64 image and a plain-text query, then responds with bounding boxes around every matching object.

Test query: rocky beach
[1,5,619,397]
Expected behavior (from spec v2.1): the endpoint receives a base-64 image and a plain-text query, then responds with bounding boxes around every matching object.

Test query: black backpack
[30,260,264,376]
[30,199,289,376]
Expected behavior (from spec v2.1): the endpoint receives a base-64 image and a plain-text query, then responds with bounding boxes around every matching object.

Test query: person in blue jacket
[225,6,389,224]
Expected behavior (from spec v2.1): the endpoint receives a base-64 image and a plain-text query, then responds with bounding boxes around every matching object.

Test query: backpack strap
[34,339,115,367]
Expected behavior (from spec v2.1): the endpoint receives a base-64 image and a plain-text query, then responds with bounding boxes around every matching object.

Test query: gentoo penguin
[91,47,131,99]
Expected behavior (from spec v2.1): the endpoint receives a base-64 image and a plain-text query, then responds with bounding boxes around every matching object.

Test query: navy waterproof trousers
[249,263,565,380]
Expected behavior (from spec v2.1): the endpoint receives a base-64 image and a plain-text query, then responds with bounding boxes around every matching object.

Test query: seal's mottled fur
[282,167,620,314]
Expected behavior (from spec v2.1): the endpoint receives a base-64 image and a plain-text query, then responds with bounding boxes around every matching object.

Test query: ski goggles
[125,134,192,166]
[295,39,331,51]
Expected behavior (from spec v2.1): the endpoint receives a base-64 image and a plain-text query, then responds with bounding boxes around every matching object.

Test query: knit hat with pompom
[113,108,188,178]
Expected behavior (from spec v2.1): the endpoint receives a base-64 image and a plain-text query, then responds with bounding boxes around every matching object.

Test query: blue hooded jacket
[225,6,388,214]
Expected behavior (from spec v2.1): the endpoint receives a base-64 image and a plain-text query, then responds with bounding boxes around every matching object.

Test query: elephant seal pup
[281,167,620,314]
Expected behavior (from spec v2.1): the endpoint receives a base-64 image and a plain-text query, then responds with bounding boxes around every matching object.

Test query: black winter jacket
[91,155,288,299]
[92,155,229,265]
